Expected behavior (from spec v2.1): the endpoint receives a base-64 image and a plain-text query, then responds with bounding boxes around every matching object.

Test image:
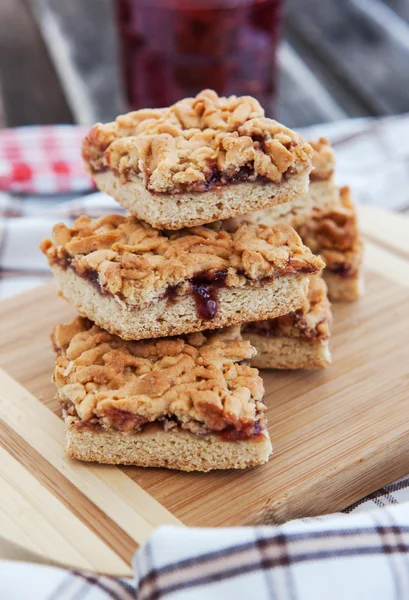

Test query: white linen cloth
[1,502,409,599]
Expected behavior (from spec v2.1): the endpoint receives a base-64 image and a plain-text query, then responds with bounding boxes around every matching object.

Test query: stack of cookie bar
[40,90,361,473]
[236,138,364,369]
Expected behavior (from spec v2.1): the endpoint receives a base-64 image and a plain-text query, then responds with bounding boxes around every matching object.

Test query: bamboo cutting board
[1,206,409,576]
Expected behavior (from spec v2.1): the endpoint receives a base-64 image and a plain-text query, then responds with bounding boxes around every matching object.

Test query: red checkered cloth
[0,125,94,194]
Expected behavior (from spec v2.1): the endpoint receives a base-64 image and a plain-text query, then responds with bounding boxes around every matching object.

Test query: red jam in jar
[115,0,282,115]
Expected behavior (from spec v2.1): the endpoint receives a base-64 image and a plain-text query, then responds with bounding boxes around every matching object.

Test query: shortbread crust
[65,417,272,471]
[242,276,332,369]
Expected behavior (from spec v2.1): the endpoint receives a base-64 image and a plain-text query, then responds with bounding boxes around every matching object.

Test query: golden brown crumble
[82,89,313,193]
[40,214,324,309]
[243,276,332,340]
[298,187,358,251]
[52,317,266,437]
[219,138,338,233]
[310,138,336,181]
[320,246,363,278]
[297,187,363,277]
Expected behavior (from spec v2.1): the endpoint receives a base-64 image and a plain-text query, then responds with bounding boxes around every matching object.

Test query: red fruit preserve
[115,0,282,115]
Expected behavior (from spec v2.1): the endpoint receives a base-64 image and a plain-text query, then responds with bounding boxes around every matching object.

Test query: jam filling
[243,316,318,340]
[164,283,181,305]
[54,257,320,321]
[220,420,265,442]
[83,268,101,288]
[55,255,71,270]
[327,262,356,278]
[244,312,329,341]
[189,269,228,320]
[70,404,265,441]
[202,165,263,191]
[91,162,281,193]
[310,170,333,182]
[243,318,285,338]
[89,128,300,192]
[54,256,110,295]
[251,134,267,153]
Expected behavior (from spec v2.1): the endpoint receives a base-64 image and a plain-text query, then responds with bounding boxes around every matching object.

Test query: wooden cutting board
[1,206,409,576]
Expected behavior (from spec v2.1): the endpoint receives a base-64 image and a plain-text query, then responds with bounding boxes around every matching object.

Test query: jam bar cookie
[41,214,324,341]
[51,318,272,471]
[82,89,314,230]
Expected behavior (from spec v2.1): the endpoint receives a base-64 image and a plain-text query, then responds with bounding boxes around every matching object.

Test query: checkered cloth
[1,118,409,598]
[2,502,409,599]
[0,125,92,194]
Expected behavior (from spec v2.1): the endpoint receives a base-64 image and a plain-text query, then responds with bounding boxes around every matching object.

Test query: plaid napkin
[2,502,409,599]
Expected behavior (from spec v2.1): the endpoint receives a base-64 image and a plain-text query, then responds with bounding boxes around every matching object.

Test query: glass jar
[115,0,282,115]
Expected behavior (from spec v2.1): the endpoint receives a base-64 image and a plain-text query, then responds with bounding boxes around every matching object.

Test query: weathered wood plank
[352,0,409,54]
[277,43,348,128]
[383,0,409,23]
[285,0,409,115]
[28,0,125,125]
[6,0,408,128]
[284,30,373,119]
[27,0,347,128]
[0,0,72,126]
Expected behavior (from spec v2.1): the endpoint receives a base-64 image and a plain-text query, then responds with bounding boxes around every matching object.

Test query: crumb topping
[40,214,324,309]
[82,89,313,193]
[298,187,358,252]
[220,138,337,233]
[310,138,336,181]
[52,317,266,437]
[297,186,363,276]
[243,276,332,340]
[320,246,363,278]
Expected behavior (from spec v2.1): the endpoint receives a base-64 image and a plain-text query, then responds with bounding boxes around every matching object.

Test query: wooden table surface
[0,0,408,129]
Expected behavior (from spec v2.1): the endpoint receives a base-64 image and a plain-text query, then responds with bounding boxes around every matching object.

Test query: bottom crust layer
[92,168,310,230]
[65,417,273,472]
[243,333,331,370]
[53,265,310,341]
[324,272,364,302]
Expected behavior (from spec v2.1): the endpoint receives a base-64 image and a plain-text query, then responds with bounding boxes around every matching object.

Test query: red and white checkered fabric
[0,125,94,194]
